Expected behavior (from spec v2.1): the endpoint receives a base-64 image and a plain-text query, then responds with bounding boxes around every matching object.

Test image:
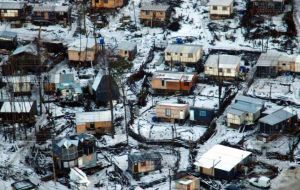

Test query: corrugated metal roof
[0,101,34,113]
[118,41,137,51]
[205,54,241,69]
[75,111,112,124]
[227,108,245,116]
[0,2,25,10]
[0,31,17,40]
[256,52,280,67]
[152,71,196,82]
[259,108,296,126]
[12,43,38,56]
[235,95,265,106]
[128,152,162,163]
[231,102,260,113]
[207,0,233,6]
[141,3,170,11]
[165,44,202,54]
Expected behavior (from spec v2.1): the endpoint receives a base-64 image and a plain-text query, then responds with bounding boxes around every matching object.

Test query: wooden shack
[140,3,171,27]
[175,176,200,190]
[0,31,17,50]
[91,0,124,9]
[207,0,234,19]
[0,101,37,124]
[118,41,137,61]
[255,52,280,78]
[0,2,26,21]
[68,38,99,64]
[156,102,189,123]
[32,5,71,26]
[204,54,241,79]
[11,179,37,190]
[128,152,162,175]
[75,111,112,134]
[190,107,215,125]
[165,44,203,67]
[151,71,197,94]
[250,0,285,15]
[3,75,33,96]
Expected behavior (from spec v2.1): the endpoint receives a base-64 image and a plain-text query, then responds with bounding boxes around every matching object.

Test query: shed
[250,0,285,15]
[0,31,17,50]
[11,179,37,190]
[194,144,252,180]
[91,0,124,9]
[258,108,297,135]
[68,38,99,63]
[175,175,200,190]
[0,2,26,21]
[204,54,241,78]
[189,107,215,125]
[118,41,137,61]
[128,152,162,174]
[75,111,112,134]
[165,44,203,66]
[32,5,71,25]
[140,3,171,27]
[207,0,234,19]
[255,52,280,77]
[156,102,189,122]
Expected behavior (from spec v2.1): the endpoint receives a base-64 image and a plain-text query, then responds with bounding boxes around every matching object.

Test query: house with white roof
[207,0,234,19]
[194,144,252,180]
[175,175,200,190]
[117,41,137,61]
[75,111,112,134]
[204,54,241,78]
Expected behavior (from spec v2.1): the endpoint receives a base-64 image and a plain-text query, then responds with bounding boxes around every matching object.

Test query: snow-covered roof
[157,102,189,108]
[33,5,69,12]
[118,41,137,51]
[141,3,170,11]
[54,6,69,12]
[0,31,17,40]
[69,168,90,185]
[11,179,36,190]
[56,138,78,149]
[207,0,233,6]
[3,75,34,83]
[259,108,296,126]
[0,101,34,113]
[12,43,37,56]
[235,95,265,106]
[68,37,97,51]
[227,108,245,116]
[205,54,241,69]
[152,71,196,82]
[0,2,25,10]
[194,144,252,172]
[256,52,281,67]
[75,111,112,124]
[128,152,162,163]
[250,0,284,2]
[92,72,103,91]
[165,44,202,54]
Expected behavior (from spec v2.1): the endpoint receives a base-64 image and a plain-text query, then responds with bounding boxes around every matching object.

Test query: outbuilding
[156,102,189,123]
[140,3,171,27]
[117,41,137,61]
[0,31,17,50]
[128,152,162,175]
[68,38,99,64]
[249,0,285,15]
[207,0,234,19]
[175,175,200,190]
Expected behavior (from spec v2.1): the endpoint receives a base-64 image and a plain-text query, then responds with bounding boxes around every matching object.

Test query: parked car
[249,176,271,188]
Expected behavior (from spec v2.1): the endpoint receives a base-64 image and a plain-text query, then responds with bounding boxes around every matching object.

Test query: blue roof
[231,102,261,113]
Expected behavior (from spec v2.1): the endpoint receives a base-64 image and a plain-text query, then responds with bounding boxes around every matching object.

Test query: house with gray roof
[0,31,17,50]
[128,152,162,175]
[32,5,71,26]
[0,2,26,21]
[140,3,172,27]
[207,0,234,19]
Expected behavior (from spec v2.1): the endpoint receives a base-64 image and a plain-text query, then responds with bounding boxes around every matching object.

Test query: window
[165,108,171,117]
[167,52,171,56]
[104,0,108,3]
[188,53,193,58]
[162,80,165,86]
[227,69,231,73]
[95,0,99,3]
[199,111,207,117]
[145,11,150,15]
[213,6,218,10]
[282,63,286,66]
[180,53,183,56]
[184,82,189,86]
[63,161,69,168]
[90,123,95,129]
[222,6,227,11]
[218,68,223,72]
[209,67,213,69]
[124,50,128,55]
[141,161,146,166]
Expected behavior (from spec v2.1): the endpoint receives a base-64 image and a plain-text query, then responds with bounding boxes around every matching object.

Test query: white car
[249,176,271,188]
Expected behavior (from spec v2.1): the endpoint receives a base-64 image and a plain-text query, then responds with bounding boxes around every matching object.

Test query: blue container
[176,37,183,44]
[99,37,105,45]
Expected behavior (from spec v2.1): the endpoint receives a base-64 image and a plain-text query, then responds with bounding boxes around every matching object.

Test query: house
[11,179,37,190]
[256,52,281,77]
[194,144,252,180]
[117,41,137,61]
[227,95,264,127]
[140,3,171,27]
[207,0,234,19]
[57,82,82,102]
[53,134,97,173]
[44,73,73,94]
[190,107,215,125]
[164,44,203,67]
[156,102,189,123]
[175,175,200,190]
[128,152,162,175]
[151,71,197,94]
[90,72,120,104]
[0,101,37,124]
[68,38,99,64]
[91,0,124,9]
[75,111,112,134]
[32,5,71,26]
[0,31,17,50]
[258,108,297,137]
[0,2,26,21]
[3,75,34,96]
[250,0,285,15]
[204,54,241,79]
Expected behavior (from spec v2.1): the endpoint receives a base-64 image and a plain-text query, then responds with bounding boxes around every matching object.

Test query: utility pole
[217,54,221,111]
[37,26,43,115]
[122,84,128,144]
[132,1,137,29]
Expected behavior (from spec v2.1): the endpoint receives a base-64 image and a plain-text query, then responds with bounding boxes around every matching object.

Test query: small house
[3,75,34,96]
[128,152,162,175]
[204,54,241,79]
[194,144,252,180]
[75,111,112,134]
[117,41,137,61]
[44,73,73,94]
[175,175,200,190]
[255,52,280,77]
[53,134,97,173]
[0,31,17,50]
[0,2,26,21]
[91,0,124,9]
[258,108,297,136]
[0,101,37,124]
[156,102,189,123]
[68,38,99,64]
[164,44,203,67]
[151,71,197,94]
[57,83,82,102]
[11,179,37,190]
[250,0,285,15]
[207,0,234,19]
[190,107,215,125]
[32,5,71,26]
[278,54,296,73]
[140,3,171,27]
[90,72,120,104]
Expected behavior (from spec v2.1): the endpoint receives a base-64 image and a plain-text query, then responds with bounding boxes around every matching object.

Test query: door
[45,12,49,20]
[187,184,191,190]
[134,164,138,173]
[190,110,194,121]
